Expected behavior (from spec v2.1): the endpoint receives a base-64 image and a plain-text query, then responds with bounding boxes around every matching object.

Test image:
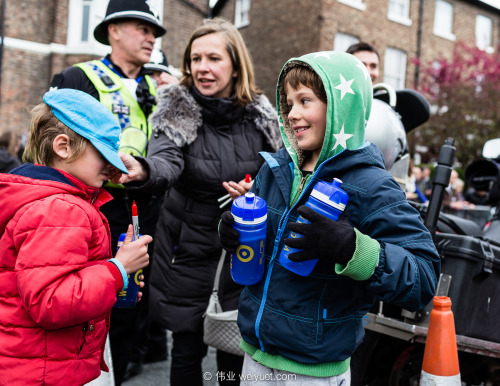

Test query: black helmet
[94,0,166,45]
[144,48,170,73]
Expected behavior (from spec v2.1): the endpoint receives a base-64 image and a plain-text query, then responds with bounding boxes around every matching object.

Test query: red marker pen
[132,201,139,241]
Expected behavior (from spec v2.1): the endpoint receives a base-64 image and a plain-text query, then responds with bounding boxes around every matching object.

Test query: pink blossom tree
[411,42,500,168]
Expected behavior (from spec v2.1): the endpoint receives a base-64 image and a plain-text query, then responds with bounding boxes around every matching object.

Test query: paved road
[123,332,218,386]
[89,331,218,386]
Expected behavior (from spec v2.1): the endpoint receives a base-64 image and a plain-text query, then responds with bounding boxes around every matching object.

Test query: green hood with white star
[276,51,373,202]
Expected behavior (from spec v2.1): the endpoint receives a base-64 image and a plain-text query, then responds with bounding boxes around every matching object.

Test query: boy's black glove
[284,206,356,265]
[218,211,240,253]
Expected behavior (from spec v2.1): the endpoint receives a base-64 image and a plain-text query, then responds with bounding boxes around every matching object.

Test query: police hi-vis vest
[75,60,156,157]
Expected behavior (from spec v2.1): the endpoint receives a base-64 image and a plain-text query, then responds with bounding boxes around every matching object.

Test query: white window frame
[387,0,412,26]
[234,0,251,28]
[67,0,163,54]
[67,0,107,52]
[433,0,456,41]
[337,0,366,11]
[384,47,407,90]
[476,14,493,53]
[334,33,359,52]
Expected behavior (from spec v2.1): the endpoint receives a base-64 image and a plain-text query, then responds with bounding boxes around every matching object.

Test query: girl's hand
[115,225,152,274]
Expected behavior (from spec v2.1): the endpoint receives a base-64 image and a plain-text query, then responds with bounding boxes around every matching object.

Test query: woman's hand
[156,72,180,88]
[110,153,149,184]
[222,176,253,200]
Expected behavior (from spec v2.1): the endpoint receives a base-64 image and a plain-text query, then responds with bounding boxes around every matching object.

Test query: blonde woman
[114,18,282,386]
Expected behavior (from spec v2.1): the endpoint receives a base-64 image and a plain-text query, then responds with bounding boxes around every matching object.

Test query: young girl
[219,52,440,384]
[0,88,152,385]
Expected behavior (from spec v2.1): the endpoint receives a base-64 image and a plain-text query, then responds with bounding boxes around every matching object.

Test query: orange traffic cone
[420,296,461,385]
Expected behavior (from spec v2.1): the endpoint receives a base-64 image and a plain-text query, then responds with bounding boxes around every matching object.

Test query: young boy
[219,52,440,383]
[0,88,152,385]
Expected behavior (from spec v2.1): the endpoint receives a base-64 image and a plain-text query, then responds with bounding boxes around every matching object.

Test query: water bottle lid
[310,178,349,211]
[231,192,267,224]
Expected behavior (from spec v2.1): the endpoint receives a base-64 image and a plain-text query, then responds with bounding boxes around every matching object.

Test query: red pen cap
[245,174,251,183]
[132,200,138,216]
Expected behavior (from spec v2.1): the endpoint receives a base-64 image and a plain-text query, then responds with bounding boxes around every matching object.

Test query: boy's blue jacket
[239,145,439,364]
[237,52,440,368]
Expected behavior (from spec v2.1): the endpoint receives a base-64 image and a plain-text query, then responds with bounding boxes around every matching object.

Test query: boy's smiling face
[286,83,327,166]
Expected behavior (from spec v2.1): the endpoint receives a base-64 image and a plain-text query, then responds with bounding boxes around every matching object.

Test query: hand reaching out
[156,72,180,88]
[110,153,148,184]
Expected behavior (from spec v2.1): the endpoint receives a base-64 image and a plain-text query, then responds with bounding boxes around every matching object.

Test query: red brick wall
[238,0,322,101]
[1,0,56,137]
[160,0,207,68]
[1,0,499,136]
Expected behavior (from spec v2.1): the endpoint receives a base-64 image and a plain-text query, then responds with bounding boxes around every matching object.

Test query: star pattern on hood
[332,125,353,151]
[334,74,355,100]
[313,52,333,59]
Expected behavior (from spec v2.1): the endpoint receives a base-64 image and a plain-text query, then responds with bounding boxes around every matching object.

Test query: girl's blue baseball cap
[43,88,129,174]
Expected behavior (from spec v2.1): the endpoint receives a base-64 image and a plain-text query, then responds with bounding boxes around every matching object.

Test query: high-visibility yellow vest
[75,60,156,157]
[76,60,156,188]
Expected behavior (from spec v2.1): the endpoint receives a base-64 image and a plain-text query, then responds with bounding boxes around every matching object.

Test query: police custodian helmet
[144,48,170,73]
[94,0,166,45]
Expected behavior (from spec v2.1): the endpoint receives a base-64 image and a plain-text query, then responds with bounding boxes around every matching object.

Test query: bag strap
[213,250,227,292]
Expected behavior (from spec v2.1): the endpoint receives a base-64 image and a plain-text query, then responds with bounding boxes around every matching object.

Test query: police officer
[144,47,181,88]
[50,1,175,384]
[346,42,380,84]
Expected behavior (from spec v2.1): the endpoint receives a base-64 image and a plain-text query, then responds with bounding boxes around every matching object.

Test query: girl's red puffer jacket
[0,165,121,385]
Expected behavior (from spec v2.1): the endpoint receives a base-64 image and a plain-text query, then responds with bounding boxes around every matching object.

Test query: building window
[67,0,107,50]
[476,15,493,53]
[67,0,162,54]
[433,0,455,41]
[334,33,359,52]
[337,0,366,11]
[81,0,92,42]
[235,0,251,28]
[387,0,412,26]
[384,47,407,90]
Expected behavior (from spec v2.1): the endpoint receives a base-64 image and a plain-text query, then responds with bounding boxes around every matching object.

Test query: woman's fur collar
[151,84,282,151]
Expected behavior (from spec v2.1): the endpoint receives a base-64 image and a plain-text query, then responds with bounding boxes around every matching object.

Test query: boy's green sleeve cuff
[335,228,380,280]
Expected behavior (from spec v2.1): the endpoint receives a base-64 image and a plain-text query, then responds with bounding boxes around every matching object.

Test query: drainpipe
[414,0,424,88]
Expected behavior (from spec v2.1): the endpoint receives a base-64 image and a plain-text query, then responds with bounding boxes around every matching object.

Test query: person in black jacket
[0,129,21,173]
[112,17,282,386]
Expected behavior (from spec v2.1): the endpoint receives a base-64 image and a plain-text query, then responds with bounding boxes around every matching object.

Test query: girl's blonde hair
[23,103,88,166]
[180,17,261,105]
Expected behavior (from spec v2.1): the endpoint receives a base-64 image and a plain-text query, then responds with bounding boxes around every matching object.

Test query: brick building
[1,0,499,137]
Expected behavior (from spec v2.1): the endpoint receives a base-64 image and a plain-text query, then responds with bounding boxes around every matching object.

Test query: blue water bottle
[279,178,349,276]
[113,233,143,308]
[230,192,267,285]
